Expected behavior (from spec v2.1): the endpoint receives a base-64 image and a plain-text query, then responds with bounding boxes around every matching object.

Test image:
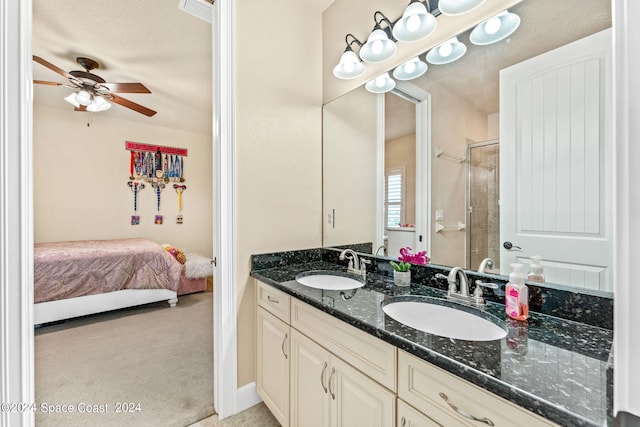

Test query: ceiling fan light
[76,90,92,106]
[87,96,111,112]
[393,57,428,81]
[470,11,521,45]
[333,50,366,79]
[392,2,437,43]
[425,36,467,65]
[365,72,396,93]
[360,29,397,63]
[438,0,486,16]
[64,93,80,108]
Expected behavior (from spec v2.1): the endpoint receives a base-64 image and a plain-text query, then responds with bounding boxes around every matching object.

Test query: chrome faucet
[375,245,387,256]
[339,249,370,276]
[477,258,494,273]
[436,267,493,306]
[447,267,470,296]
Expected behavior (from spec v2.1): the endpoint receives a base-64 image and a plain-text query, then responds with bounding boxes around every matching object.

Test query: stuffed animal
[162,243,187,264]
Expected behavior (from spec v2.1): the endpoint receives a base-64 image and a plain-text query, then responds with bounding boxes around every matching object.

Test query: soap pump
[527,255,545,283]
[505,263,529,321]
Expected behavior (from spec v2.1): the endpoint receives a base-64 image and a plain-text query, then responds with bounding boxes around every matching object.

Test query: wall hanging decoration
[125,141,188,224]
[127,180,145,225]
[173,184,187,224]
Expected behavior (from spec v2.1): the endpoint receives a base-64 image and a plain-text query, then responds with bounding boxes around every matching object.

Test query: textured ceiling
[32,0,213,135]
[384,0,611,141]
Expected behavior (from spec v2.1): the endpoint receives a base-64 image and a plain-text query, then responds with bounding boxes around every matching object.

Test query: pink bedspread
[34,238,184,304]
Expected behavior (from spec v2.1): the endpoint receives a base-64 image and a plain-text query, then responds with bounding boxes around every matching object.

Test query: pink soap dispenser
[505,263,529,321]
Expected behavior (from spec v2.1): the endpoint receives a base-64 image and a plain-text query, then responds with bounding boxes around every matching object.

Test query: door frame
[0,0,241,425]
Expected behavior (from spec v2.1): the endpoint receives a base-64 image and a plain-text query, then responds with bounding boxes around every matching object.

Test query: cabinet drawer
[291,299,396,391]
[257,280,290,323]
[398,350,558,427]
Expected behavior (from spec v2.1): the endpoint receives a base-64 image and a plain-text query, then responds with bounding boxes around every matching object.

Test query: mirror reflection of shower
[466,140,500,272]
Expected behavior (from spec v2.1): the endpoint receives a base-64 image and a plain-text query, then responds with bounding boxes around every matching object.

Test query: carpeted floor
[35,291,214,427]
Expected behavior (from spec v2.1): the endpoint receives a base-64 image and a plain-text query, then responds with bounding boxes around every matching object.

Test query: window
[385,168,405,227]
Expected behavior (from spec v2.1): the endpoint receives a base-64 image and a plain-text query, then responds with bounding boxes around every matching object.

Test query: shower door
[466,140,500,272]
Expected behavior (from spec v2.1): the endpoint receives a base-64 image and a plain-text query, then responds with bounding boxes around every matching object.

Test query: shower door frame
[465,139,499,270]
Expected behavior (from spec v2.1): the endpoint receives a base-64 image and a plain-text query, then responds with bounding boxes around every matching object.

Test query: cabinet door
[290,329,331,427]
[397,399,441,427]
[257,307,290,427]
[330,356,396,427]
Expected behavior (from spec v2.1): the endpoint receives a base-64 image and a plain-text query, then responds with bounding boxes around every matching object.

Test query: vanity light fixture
[333,33,366,79]
[392,0,437,43]
[359,11,397,63]
[393,57,428,80]
[365,72,396,93]
[469,10,521,45]
[438,0,486,16]
[425,36,467,65]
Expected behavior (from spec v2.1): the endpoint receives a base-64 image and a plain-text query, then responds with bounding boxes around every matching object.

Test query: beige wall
[428,82,488,267]
[236,0,324,386]
[33,104,213,257]
[323,86,378,247]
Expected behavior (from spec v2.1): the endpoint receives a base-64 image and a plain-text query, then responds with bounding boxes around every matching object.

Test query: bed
[34,238,187,325]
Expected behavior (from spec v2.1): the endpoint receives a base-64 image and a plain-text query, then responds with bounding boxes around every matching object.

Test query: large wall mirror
[322,0,613,295]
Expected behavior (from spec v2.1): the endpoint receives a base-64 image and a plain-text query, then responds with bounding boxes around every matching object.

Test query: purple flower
[398,247,429,265]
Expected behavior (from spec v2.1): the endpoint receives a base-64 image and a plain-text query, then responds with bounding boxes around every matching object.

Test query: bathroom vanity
[251,250,613,427]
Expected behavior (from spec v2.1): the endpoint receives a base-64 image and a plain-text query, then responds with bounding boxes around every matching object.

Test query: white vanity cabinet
[256,280,560,427]
[291,329,395,427]
[257,283,292,426]
[398,351,558,427]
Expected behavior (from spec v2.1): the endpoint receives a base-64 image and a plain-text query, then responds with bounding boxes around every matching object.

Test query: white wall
[33,104,213,257]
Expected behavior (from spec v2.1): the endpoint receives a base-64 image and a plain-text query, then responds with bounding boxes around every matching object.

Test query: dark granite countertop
[251,260,613,427]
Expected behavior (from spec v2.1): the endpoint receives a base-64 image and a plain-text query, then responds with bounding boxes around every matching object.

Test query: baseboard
[237,381,261,413]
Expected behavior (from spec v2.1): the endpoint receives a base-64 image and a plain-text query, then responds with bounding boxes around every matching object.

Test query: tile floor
[188,403,279,427]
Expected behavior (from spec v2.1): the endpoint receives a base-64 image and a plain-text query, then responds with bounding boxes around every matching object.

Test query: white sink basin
[382,297,507,341]
[295,271,365,291]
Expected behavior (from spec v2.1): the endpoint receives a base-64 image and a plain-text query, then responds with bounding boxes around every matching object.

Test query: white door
[500,29,612,292]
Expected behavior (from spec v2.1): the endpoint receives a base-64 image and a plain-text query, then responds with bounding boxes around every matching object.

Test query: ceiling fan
[33,55,157,117]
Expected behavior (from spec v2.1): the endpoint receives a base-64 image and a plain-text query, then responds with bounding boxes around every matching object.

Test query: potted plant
[390,261,412,287]
[389,247,429,287]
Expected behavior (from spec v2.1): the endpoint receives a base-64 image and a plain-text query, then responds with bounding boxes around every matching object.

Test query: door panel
[500,29,612,291]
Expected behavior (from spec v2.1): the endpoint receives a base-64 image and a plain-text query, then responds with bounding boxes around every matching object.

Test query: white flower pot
[393,270,411,287]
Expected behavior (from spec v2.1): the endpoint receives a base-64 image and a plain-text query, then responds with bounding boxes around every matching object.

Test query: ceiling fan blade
[110,94,157,117]
[32,55,73,80]
[101,82,151,94]
[34,80,64,86]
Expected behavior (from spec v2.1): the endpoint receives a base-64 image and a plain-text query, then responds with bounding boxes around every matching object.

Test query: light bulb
[375,76,386,88]
[484,16,502,35]
[439,43,453,57]
[344,61,355,73]
[371,39,384,55]
[406,14,421,33]
[404,61,416,74]
[76,90,91,106]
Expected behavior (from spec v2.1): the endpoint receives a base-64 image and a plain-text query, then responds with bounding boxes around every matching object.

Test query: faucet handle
[473,280,499,303]
[435,273,448,280]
